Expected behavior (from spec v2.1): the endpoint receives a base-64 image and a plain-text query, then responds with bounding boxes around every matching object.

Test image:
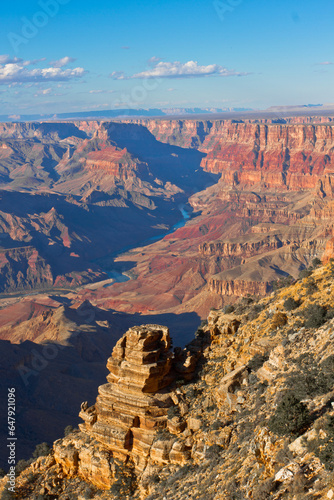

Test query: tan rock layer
[77,324,202,478]
[209,278,272,297]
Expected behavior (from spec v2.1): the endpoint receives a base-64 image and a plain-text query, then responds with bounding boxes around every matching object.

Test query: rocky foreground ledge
[3,264,334,499]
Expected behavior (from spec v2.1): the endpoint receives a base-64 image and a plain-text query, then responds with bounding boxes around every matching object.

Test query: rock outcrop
[199,235,284,258]
[209,277,272,297]
[48,324,202,489]
[85,145,148,180]
[0,246,53,291]
[79,325,175,470]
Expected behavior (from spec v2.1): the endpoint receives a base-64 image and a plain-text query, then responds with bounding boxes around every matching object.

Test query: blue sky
[0,0,333,114]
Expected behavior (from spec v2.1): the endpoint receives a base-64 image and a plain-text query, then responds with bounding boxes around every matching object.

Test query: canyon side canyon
[2,116,334,469]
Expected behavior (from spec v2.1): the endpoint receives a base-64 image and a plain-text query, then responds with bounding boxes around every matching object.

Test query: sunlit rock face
[79,325,174,469]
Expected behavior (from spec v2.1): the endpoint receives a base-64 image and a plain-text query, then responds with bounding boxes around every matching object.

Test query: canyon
[2,116,334,469]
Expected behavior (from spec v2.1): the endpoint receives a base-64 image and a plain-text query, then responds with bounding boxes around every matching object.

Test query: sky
[0,0,333,114]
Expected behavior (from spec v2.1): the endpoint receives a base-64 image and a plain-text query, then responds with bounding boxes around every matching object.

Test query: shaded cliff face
[120,118,334,193]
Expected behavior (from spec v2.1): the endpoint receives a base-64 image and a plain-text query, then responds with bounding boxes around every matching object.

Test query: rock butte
[53,324,203,488]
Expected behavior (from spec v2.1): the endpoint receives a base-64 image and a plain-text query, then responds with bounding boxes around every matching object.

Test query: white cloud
[89,89,115,94]
[148,56,162,65]
[109,71,126,80]
[22,58,47,66]
[34,88,52,97]
[110,60,248,79]
[0,55,22,65]
[0,57,85,84]
[50,56,76,68]
[317,61,333,65]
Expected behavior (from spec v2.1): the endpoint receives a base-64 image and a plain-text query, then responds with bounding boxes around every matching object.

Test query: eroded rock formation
[51,324,202,488]
[79,325,175,470]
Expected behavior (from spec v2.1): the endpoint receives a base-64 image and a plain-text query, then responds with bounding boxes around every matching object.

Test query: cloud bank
[50,56,76,68]
[0,56,85,84]
[110,60,248,80]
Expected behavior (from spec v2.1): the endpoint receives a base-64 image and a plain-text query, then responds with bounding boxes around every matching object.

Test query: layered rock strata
[209,277,272,296]
[199,235,284,258]
[200,122,334,191]
[73,324,202,485]
[79,325,175,470]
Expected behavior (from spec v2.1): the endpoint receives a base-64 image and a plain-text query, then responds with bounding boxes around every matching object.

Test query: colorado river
[102,205,192,286]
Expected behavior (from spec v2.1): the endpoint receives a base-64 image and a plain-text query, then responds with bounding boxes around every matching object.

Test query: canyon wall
[200,122,334,191]
[116,119,334,193]
[1,118,334,300]
[3,119,334,195]
[0,246,53,291]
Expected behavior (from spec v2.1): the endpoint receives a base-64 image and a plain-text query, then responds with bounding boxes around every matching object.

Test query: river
[103,205,192,287]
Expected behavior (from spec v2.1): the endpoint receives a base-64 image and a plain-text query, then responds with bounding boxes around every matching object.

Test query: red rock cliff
[200,122,334,191]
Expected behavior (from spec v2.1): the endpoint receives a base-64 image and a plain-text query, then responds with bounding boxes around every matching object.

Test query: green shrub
[234,296,254,314]
[321,354,334,373]
[299,268,312,280]
[329,260,334,277]
[210,420,223,430]
[272,276,294,291]
[303,303,327,328]
[195,328,205,338]
[64,425,74,436]
[109,463,136,497]
[326,307,334,321]
[305,277,318,295]
[155,428,173,441]
[312,258,321,268]
[184,386,196,399]
[32,442,51,459]
[15,459,32,475]
[205,444,223,460]
[0,489,15,499]
[287,353,334,398]
[223,305,235,314]
[253,479,275,500]
[268,392,310,436]
[284,297,301,311]
[287,471,307,496]
[308,415,334,470]
[247,303,265,321]
[82,487,95,499]
[167,406,179,418]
